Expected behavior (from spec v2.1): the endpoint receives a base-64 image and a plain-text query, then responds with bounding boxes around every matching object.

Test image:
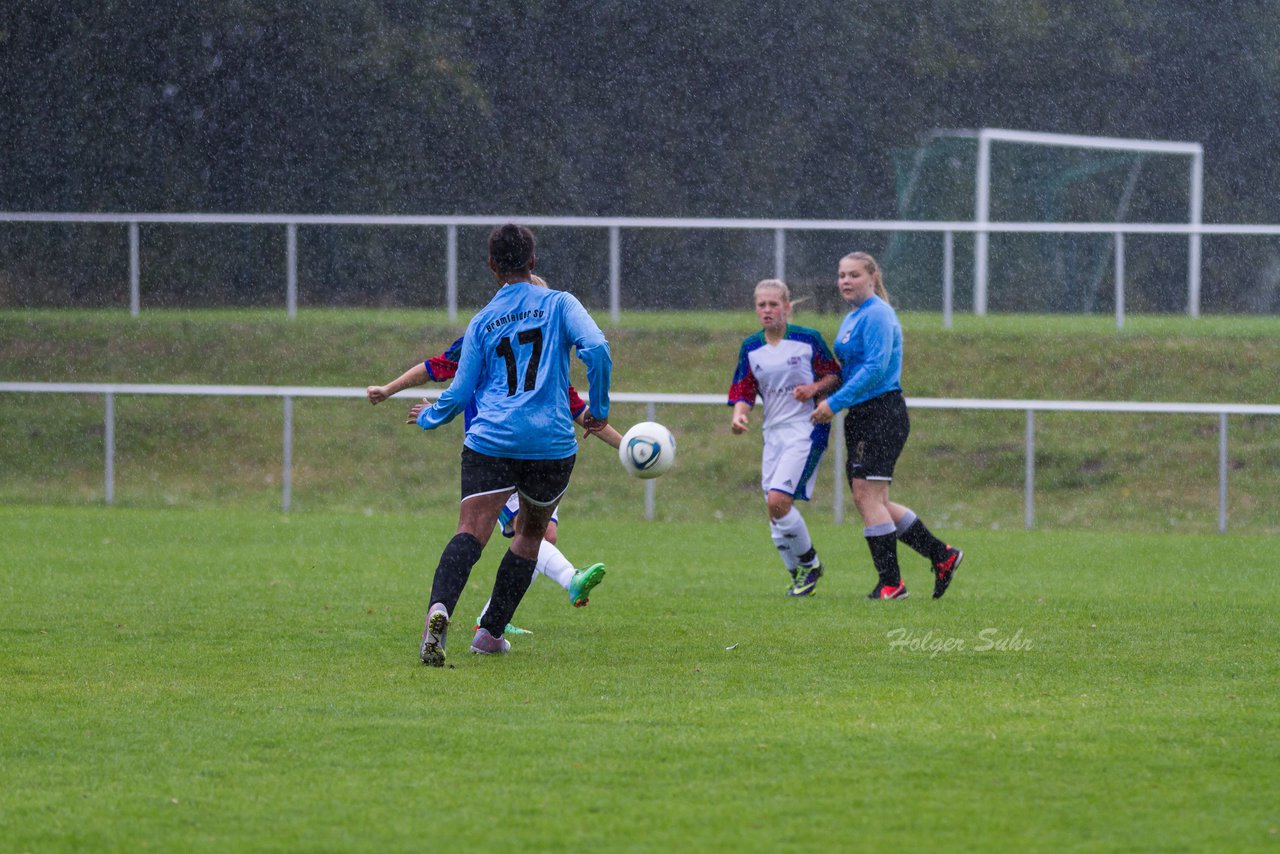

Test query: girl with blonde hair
[812,253,963,600]
[729,278,841,595]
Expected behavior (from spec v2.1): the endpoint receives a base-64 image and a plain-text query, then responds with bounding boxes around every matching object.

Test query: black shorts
[459,447,576,507]
[843,390,910,482]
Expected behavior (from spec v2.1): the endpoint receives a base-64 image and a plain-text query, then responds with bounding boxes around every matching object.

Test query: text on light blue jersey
[416,281,611,460]
[825,294,903,412]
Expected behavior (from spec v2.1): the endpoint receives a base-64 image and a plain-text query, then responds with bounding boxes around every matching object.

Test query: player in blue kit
[405,224,612,665]
[366,290,621,636]
[728,279,841,596]
[811,252,963,601]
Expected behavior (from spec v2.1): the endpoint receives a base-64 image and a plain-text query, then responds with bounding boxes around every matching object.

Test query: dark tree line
[3,1,1279,311]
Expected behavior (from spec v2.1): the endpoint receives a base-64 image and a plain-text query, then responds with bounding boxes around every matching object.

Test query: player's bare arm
[730,401,752,434]
[368,362,430,405]
[579,412,611,440]
[577,407,622,448]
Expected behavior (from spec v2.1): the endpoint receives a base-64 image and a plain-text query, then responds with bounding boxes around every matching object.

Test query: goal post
[972,129,1204,317]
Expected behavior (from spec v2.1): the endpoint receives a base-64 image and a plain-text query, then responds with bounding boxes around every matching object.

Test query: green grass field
[3,506,1278,851]
[2,309,1279,849]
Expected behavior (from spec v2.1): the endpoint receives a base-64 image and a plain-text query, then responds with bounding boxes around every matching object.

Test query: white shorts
[498,492,560,538]
[760,421,829,501]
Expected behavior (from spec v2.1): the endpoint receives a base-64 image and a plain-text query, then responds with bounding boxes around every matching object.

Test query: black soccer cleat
[932,546,963,599]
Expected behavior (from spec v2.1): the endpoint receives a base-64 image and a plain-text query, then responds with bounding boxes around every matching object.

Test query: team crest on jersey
[788,356,803,366]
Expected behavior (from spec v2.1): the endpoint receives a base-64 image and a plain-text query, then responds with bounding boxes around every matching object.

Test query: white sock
[772,507,816,569]
[770,519,798,572]
[477,540,574,622]
[536,539,575,591]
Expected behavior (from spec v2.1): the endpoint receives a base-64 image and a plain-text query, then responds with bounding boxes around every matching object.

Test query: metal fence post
[1189,151,1204,318]
[128,222,140,317]
[1114,232,1125,330]
[282,395,293,513]
[644,400,656,520]
[609,225,621,324]
[104,392,115,505]
[286,223,298,319]
[973,131,992,316]
[774,228,786,281]
[446,224,458,323]
[1218,412,1228,533]
[1024,409,1035,529]
[943,230,954,329]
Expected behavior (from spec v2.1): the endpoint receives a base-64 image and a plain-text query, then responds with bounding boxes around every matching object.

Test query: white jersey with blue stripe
[729,325,840,433]
[417,281,611,460]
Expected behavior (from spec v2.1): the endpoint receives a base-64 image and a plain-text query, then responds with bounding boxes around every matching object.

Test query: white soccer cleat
[470,627,511,655]
[420,603,450,667]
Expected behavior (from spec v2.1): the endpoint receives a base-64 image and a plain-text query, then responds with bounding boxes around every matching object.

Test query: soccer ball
[618,421,676,479]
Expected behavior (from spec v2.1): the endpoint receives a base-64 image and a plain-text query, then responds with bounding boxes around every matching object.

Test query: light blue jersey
[417,281,611,460]
[825,294,903,412]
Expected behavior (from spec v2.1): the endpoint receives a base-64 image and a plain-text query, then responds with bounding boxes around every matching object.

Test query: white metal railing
[4,381,1277,531]
[7,211,1280,328]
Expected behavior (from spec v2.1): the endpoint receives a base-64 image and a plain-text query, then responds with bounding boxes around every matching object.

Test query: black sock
[480,549,538,637]
[428,533,484,615]
[797,546,818,567]
[898,518,949,564]
[866,532,902,587]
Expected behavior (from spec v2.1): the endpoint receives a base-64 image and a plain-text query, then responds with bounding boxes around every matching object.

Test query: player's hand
[406,398,430,424]
[811,401,834,424]
[731,411,749,434]
[793,383,817,402]
[367,385,389,405]
[581,413,609,436]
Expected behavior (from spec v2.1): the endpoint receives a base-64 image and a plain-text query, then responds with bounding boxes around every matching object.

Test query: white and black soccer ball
[618,421,676,479]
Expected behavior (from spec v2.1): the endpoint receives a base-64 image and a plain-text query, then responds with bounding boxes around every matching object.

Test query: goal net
[885,129,1202,314]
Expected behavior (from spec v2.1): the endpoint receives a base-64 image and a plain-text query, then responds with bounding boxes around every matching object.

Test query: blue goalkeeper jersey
[825,294,903,412]
[416,281,611,460]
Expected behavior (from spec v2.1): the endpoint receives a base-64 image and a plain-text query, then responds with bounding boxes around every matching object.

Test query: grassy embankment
[2,309,1277,533]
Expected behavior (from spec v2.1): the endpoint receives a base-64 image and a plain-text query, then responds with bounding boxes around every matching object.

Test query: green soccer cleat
[474,618,533,636]
[568,562,606,608]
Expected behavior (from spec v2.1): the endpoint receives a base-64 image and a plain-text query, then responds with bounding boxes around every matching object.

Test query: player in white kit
[728,279,842,596]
